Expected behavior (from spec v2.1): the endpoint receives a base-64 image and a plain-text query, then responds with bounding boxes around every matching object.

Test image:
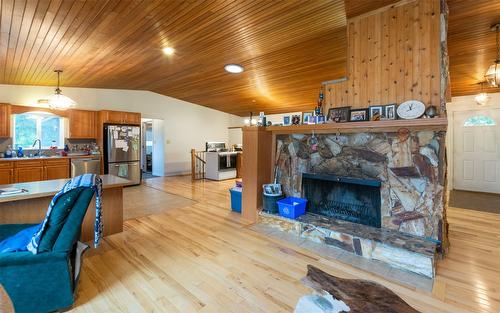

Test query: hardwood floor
[72,176,499,313]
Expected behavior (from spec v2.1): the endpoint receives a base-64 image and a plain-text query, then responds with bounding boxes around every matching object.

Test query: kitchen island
[0,175,129,242]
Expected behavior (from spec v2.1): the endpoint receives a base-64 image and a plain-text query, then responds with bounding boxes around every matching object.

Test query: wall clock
[396,100,426,119]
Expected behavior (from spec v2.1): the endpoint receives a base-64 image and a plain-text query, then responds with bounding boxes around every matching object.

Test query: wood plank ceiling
[447,0,500,97]
[0,0,498,116]
[0,0,347,116]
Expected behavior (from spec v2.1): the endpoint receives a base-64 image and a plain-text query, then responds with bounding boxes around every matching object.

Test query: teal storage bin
[229,188,242,213]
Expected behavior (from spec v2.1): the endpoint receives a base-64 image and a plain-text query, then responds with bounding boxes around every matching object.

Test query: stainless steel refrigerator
[103,124,141,185]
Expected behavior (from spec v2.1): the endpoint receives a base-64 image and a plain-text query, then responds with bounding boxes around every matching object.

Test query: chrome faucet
[32,139,42,156]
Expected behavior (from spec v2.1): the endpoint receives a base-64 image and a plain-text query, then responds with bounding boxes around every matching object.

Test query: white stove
[205,142,238,180]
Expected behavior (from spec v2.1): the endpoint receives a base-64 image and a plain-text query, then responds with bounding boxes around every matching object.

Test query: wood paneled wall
[324,0,441,111]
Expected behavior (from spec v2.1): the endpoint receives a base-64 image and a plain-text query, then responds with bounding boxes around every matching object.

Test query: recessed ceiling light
[162,47,175,55]
[224,64,244,73]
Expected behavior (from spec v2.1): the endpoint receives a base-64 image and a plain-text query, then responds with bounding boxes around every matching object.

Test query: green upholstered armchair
[0,187,95,313]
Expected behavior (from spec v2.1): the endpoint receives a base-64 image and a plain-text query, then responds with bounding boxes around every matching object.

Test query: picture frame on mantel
[384,104,397,120]
[349,108,369,122]
[283,115,292,126]
[369,106,383,121]
[327,106,350,123]
[302,112,313,124]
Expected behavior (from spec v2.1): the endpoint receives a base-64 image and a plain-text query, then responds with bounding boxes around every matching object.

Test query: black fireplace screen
[302,173,381,228]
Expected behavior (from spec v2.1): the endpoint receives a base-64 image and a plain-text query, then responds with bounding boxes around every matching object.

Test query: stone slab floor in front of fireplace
[251,215,434,292]
[255,211,438,279]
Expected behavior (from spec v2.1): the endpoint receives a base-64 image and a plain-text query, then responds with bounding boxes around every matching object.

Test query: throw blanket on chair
[27,174,103,254]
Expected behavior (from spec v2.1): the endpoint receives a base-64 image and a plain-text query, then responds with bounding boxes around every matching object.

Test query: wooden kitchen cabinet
[15,160,44,183]
[124,112,141,124]
[15,167,44,183]
[99,110,141,125]
[0,159,71,184]
[43,159,70,180]
[69,109,96,139]
[0,103,11,138]
[0,162,14,184]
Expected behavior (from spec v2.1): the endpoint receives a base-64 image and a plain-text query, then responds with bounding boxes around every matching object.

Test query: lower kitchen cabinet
[0,162,14,184]
[0,159,70,184]
[15,166,44,183]
[44,159,70,180]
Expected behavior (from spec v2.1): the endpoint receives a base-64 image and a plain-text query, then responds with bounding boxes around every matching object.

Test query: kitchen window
[12,112,66,149]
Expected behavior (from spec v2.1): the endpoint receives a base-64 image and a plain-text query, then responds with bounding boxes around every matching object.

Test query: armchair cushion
[38,187,85,252]
[0,224,38,242]
[0,188,85,253]
[0,224,39,253]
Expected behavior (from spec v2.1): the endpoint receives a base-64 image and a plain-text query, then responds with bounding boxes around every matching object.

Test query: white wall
[0,84,238,176]
[446,92,500,190]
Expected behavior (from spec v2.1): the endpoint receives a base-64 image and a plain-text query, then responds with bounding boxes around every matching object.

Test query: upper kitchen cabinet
[99,110,141,125]
[0,103,11,138]
[68,109,96,139]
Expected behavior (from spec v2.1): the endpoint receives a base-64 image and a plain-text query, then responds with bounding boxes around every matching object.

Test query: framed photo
[384,104,397,120]
[327,106,350,123]
[308,115,317,124]
[302,112,313,124]
[283,115,292,126]
[291,114,301,125]
[369,106,383,121]
[349,108,369,122]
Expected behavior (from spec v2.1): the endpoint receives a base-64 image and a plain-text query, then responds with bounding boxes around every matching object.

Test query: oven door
[218,153,237,171]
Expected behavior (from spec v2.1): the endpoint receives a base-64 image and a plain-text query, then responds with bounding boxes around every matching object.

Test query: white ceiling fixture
[162,47,175,55]
[48,70,76,110]
[224,64,244,74]
[485,24,500,87]
[474,82,491,106]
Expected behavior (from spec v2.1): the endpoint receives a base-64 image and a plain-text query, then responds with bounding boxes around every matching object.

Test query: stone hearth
[260,212,437,278]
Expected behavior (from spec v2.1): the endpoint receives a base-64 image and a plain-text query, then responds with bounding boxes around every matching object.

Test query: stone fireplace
[258,129,447,278]
[302,173,381,228]
[275,131,447,243]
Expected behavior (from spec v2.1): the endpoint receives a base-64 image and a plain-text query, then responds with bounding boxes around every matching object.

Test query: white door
[453,109,500,193]
[152,119,165,177]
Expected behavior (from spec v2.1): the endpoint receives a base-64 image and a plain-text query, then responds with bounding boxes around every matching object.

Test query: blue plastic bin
[277,197,307,219]
[229,188,242,213]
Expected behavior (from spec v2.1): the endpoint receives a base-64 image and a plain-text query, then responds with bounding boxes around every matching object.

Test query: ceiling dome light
[475,93,490,106]
[48,70,76,110]
[224,64,244,74]
[162,47,175,55]
[474,81,491,106]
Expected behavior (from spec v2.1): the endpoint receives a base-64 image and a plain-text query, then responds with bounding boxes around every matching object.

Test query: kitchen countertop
[0,154,101,161]
[0,174,129,203]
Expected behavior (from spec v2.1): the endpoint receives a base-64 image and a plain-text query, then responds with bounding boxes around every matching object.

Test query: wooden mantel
[264,117,448,134]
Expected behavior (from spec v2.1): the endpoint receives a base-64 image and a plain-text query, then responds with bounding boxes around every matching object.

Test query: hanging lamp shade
[485,61,500,87]
[48,70,76,110]
[485,24,500,87]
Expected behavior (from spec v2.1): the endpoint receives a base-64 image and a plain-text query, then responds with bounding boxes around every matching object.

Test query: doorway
[141,118,165,179]
[452,108,500,194]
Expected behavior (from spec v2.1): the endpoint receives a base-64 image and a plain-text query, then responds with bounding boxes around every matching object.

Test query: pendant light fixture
[485,24,500,87]
[474,82,490,106]
[48,70,76,110]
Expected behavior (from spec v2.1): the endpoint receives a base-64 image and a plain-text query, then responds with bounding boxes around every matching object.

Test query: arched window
[464,115,496,127]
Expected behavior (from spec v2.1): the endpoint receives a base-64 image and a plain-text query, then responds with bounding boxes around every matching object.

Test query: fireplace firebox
[302,173,381,228]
